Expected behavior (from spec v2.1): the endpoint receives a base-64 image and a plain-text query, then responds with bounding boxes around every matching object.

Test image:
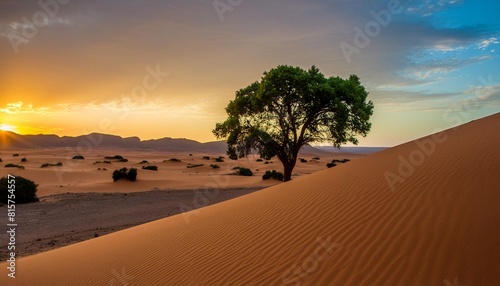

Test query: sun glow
[0,124,17,132]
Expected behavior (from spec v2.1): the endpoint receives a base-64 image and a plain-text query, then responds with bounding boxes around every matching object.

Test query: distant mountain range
[0,131,385,154]
[0,131,326,154]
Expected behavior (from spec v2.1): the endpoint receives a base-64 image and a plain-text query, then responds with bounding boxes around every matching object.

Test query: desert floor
[1,114,497,285]
[0,149,358,259]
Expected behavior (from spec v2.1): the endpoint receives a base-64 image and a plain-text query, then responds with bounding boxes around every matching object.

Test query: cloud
[477,37,499,50]
[405,0,464,17]
[400,55,494,81]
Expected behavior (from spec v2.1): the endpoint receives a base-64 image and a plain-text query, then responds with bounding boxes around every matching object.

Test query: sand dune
[1,114,499,285]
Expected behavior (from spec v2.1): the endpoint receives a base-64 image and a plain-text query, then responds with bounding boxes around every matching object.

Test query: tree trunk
[283,161,295,182]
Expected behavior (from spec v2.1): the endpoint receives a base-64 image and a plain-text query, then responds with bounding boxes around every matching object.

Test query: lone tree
[213,65,373,182]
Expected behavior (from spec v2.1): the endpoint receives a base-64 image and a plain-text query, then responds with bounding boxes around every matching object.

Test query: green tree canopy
[214,65,374,181]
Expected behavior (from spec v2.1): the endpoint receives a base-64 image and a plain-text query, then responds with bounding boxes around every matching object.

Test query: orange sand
[1,113,499,285]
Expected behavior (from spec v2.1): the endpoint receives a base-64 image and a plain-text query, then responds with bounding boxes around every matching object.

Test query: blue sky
[0,0,498,146]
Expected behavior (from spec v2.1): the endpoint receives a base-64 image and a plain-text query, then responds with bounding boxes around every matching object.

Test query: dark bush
[5,164,24,169]
[13,154,19,157]
[256,158,263,162]
[264,161,270,164]
[312,157,320,160]
[262,170,284,181]
[202,156,210,160]
[139,160,149,164]
[215,157,224,162]
[326,162,336,168]
[189,153,193,156]
[210,164,220,169]
[21,157,27,162]
[112,168,137,182]
[238,167,253,176]
[117,159,129,162]
[187,164,204,168]
[0,158,2,162]
[0,176,39,204]
[112,168,126,181]
[142,165,158,171]
[300,158,308,163]
[72,155,85,160]
[105,155,124,160]
[167,158,181,162]
[127,168,137,181]
[41,162,63,168]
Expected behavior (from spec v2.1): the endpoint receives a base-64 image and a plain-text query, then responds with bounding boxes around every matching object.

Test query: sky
[0,0,499,147]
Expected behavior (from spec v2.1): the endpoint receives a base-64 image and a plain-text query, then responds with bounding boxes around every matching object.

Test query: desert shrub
[210,164,220,169]
[256,158,263,162]
[215,157,224,162]
[21,157,27,162]
[127,168,137,181]
[0,158,2,162]
[231,166,241,170]
[72,155,85,160]
[41,162,62,168]
[299,158,308,163]
[13,154,19,157]
[262,170,284,181]
[139,160,149,164]
[94,161,112,164]
[167,158,181,162]
[112,168,126,181]
[264,161,270,164]
[105,155,124,160]
[331,159,350,164]
[5,164,24,169]
[326,162,336,168]
[189,153,193,156]
[117,159,129,162]
[312,157,320,160]
[0,176,39,204]
[187,164,204,168]
[112,167,137,182]
[238,167,253,176]
[142,165,158,171]
[202,156,210,160]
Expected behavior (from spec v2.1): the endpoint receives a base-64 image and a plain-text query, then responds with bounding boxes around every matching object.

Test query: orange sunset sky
[1,1,499,147]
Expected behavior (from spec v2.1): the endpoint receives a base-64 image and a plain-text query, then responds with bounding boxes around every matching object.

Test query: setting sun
[0,123,17,132]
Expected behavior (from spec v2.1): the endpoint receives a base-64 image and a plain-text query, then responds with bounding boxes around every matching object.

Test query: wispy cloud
[405,0,464,17]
